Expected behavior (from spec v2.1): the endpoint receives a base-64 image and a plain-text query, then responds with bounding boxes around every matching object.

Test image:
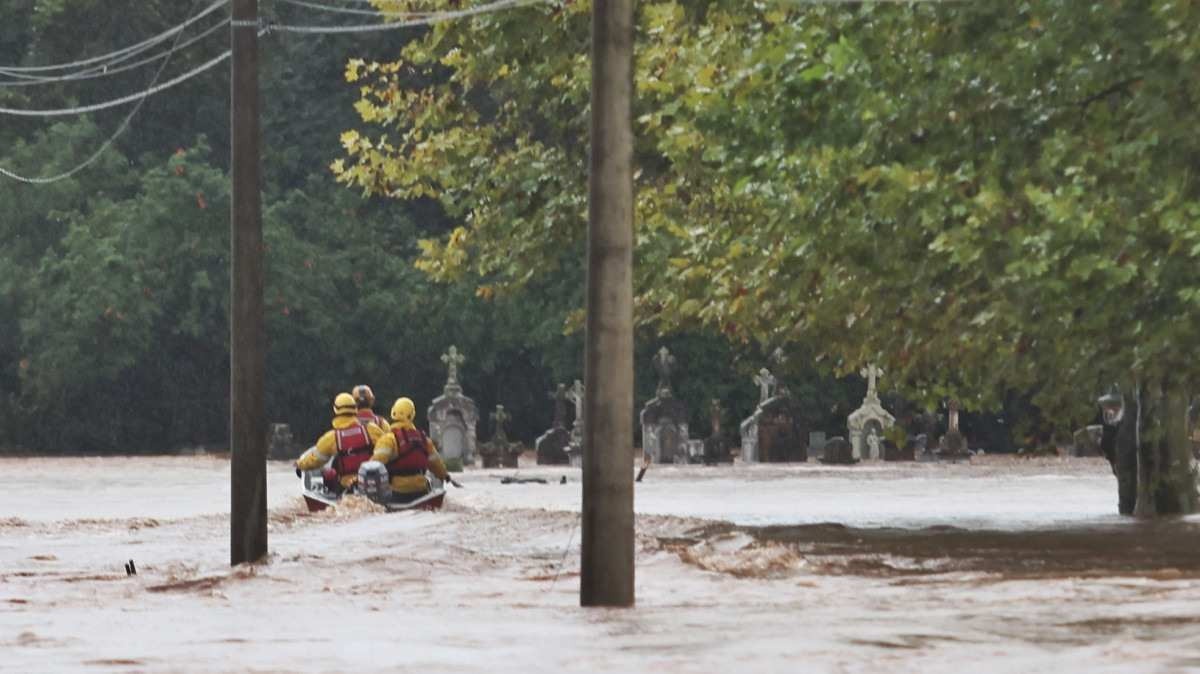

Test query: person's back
[358,397,453,502]
[351,384,390,430]
[296,392,389,491]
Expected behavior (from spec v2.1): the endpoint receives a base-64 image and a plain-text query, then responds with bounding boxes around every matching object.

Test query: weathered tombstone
[267,423,298,460]
[913,433,937,462]
[818,436,857,465]
[740,368,807,462]
[1071,425,1104,458]
[703,399,732,464]
[807,431,827,461]
[847,364,896,461]
[536,383,572,465]
[936,399,971,461]
[480,404,522,468]
[1189,397,1200,460]
[428,345,478,466]
[565,379,584,467]
[640,347,690,463]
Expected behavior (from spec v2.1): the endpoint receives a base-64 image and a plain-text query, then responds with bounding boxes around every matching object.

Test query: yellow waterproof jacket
[372,421,451,494]
[297,414,389,486]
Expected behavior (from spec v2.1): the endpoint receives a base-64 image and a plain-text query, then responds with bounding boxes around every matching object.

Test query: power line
[0,2,229,184]
[0,0,547,182]
[270,0,550,34]
[0,0,226,76]
[0,18,230,88]
[274,0,440,18]
[0,49,233,118]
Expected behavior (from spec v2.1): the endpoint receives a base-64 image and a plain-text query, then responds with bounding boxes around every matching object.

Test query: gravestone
[936,399,971,461]
[740,368,807,462]
[807,431,827,461]
[702,399,732,464]
[818,436,857,465]
[480,404,522,469]
[1071,425,1104,458]
[884,437,913,461]
[847,364,896,461]
[640,347,690,463]
[565,379,585,467]
[1189,397,1200,460]
[536,383,571,465]
[428,345,479,466]
[267,423,298,460]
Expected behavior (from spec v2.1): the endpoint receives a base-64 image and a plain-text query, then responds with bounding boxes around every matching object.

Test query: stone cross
[709,398,723,436]
[861,364,883,401]
[548,383,568,429]
[568,379,584,424]
[652,346,676,397]
[753,368,776,404]
[441,345,465,388]
[490,404,511,443]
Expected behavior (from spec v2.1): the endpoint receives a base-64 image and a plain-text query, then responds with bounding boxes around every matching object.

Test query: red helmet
[351,384,375,409]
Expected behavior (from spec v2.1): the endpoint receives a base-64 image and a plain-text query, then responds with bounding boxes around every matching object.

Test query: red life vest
[387,427,430,476]
[332,422,373,476]
[356,409,387,428]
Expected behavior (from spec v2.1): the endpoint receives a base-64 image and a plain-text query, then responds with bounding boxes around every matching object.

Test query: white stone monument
[847,364,895,460]
[428,345,478,466]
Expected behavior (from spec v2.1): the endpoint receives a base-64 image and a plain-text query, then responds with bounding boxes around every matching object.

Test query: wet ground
[2,455,1199,673]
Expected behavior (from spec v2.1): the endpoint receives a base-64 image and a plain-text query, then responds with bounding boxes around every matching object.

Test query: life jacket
[357,409,387,428]
[387,427,430,476]
[332,422,374,476]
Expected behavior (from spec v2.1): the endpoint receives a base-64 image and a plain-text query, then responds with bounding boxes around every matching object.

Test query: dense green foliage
[337,0,1199,434]
[0,0,810,453]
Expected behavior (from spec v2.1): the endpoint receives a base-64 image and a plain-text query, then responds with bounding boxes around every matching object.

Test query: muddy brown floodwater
[3,455,1200,673]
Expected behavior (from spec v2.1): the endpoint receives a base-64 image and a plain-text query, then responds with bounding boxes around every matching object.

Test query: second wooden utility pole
[230,0,267,566]
[581,0,635,607]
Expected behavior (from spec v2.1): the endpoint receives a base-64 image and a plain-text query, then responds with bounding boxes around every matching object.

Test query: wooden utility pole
[230,0,267,566]
[581,0,635,607]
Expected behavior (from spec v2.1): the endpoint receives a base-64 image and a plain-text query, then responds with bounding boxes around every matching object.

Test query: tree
[336,0,1199,513]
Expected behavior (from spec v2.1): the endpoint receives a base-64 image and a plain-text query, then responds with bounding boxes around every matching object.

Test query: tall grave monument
[640,347,690,463]
[536,383,572,465]
[565,379,585,467]
[740,367,806,462]
[847,364,896,461]
[428,345,479,467]
[480,404,521,468]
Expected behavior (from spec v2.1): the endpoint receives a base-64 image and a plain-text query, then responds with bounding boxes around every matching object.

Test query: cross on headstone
[548,383,568,429]
[490,404,511,443]
[753,368,776,404]
[709,398,723,436]
[441,345,465,388]
[652,346,676,397]
[860,364,883,401]
[568,379,585,419]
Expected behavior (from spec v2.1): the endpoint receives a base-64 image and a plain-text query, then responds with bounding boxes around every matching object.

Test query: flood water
[2,455,1199,673]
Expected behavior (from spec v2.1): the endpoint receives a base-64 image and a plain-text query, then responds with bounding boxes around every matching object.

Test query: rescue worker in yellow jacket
[357,397,455,503]
[295,392,390,492]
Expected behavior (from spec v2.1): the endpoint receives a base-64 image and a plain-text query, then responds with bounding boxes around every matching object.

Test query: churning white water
[2,455,1198,674]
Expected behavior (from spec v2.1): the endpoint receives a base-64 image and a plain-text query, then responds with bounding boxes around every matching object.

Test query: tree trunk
[1133,376,1198,517]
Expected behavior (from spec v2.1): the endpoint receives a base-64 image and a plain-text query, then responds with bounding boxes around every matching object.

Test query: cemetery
[2,1,1197,672]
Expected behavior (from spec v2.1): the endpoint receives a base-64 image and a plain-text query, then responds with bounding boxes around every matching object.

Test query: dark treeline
[0,1,1035,454]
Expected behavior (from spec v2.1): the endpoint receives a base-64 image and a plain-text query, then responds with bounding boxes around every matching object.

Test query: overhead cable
[270,0,549,34]
[0,49,233,118]
[275,0,439,17]
[0,18,230,87]
[0,3,230,183]
[0,0,226,75]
